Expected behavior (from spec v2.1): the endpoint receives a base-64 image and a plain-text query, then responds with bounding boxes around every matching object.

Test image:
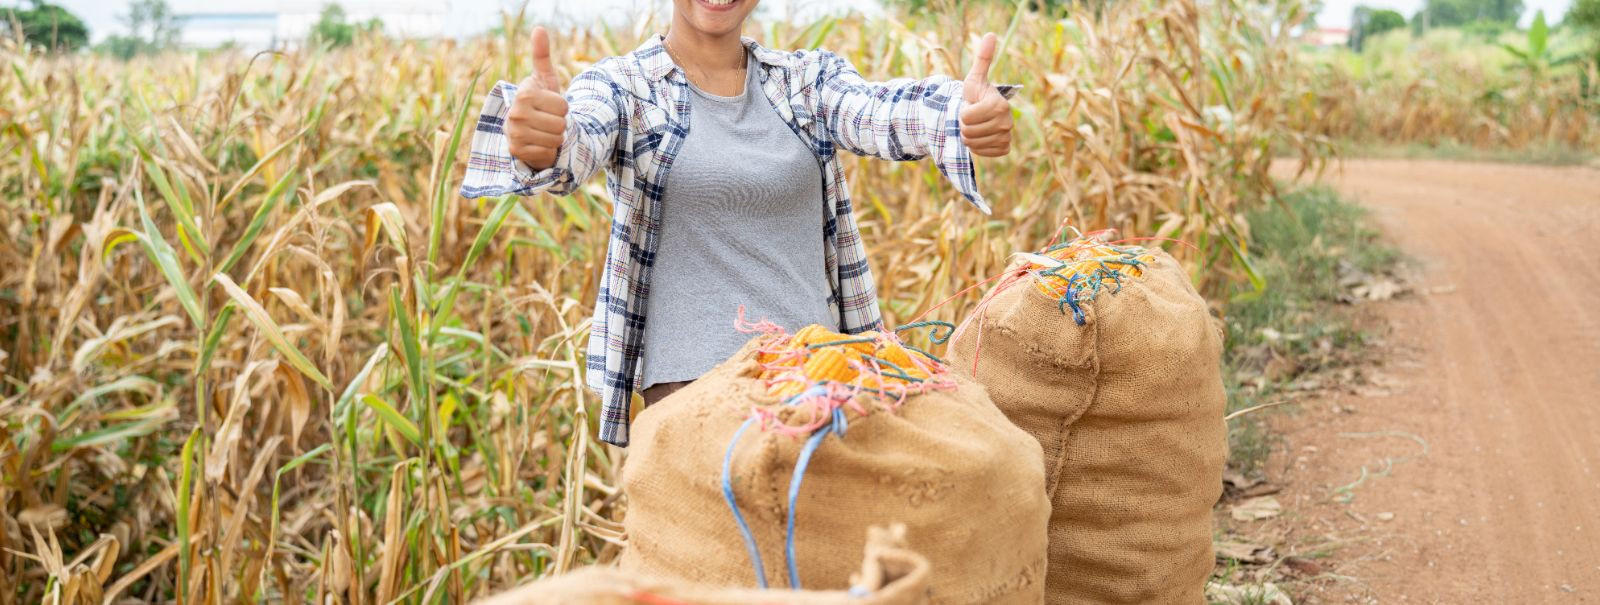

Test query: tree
[1349,6,1406,51]
[1564,0,1600,101]
[1414,0,1523,30]
[98,0,181,59]
[1569,0,1600,30]
[1,0,89,51]
[308,3,382,49]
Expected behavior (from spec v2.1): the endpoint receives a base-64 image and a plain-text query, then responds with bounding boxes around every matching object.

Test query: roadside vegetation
[1220,187,1403,475]
[1307,3,1600,161]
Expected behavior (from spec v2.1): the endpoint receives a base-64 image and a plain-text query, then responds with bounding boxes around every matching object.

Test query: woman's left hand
[959,33,1012,158]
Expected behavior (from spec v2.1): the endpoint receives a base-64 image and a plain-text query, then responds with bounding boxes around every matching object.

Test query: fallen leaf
[1352,278,1406,301]
[1241,482,1283,498]
[1214,540,1276,564]
[1423,284,1457,296]
[1263,353,1299,381]
[1231,496,1283,521]
[1283,556,1323,575]
[1206,581,1293,605]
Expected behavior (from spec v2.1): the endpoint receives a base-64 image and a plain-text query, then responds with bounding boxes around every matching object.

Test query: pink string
[746,322,958,437]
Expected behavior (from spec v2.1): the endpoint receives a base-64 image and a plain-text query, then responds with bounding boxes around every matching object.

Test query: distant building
[177,12,279,49]
[1303,27,1351,47]
[173,0,450,50]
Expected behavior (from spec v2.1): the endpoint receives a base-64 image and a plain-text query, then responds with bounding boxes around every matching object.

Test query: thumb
[531,26,560,91]
[963,32,997,103]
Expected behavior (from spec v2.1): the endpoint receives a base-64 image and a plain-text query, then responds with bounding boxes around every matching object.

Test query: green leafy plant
[0,0,89,51]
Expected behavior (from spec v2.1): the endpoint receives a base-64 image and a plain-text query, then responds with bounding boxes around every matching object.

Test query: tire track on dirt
[1270,159,1600,603]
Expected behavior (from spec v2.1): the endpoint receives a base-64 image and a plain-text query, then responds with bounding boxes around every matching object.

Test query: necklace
[662,35,746,91]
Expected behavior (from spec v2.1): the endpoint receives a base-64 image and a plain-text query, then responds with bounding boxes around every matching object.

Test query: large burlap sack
[477,525,930,605]
[948,242,1227,604]
[619,336,1049,604]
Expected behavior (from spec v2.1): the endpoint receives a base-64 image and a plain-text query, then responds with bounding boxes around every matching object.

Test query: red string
[907,265,1016,325]
[734,304,785,334]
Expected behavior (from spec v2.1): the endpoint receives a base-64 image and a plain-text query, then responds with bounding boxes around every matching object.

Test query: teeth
[703,0,736,4]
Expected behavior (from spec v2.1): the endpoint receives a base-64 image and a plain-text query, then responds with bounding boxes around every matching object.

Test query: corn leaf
[217,126,307,212]
[432,193,518,333]
[138,150,211,260]
[336,344,390,417]
[217,170,297,276]
[428,72,483,267]
[176,426,200,604]
[196,303,237,376]
[361,393,422,446]
[389,286,425,403]
[269,443,332,561]
[364,202,409,259]
[133,191,205,329]
[213,272,333,391]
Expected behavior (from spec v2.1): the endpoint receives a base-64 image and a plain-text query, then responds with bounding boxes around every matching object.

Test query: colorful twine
[721,316,960,591]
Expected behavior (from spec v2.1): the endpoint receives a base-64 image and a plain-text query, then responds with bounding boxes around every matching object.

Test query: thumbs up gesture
[959,33,1012,158]
[508,26,569,170]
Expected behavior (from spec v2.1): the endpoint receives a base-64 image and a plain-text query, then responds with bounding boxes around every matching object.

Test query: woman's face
[672,0,760,37]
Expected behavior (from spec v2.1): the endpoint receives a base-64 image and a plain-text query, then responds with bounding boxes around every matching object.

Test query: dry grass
[0,1,1327,602]
[1306,29,1600,153]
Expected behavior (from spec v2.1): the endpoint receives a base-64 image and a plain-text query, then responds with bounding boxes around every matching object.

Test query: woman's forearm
[460,32,621,200]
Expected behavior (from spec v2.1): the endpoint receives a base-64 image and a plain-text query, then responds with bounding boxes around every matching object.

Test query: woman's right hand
[508,26,568,171]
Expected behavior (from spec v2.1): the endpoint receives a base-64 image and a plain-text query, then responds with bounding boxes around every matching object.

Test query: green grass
[1339,140,1597,166]
[1219,186,1403,474]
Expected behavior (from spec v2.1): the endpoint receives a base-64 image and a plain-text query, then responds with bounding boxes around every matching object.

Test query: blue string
[785,422,830,589]
[721,416,768,588]
[893,320,955,345]
[723,385,837,589]
[783,404,848,589]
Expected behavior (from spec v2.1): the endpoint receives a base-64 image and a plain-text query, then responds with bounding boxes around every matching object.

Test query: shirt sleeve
[813,51,1017,215]
[458,67,623,199]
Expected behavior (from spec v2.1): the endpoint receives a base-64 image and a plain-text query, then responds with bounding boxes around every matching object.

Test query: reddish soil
[1261,159,1600,603]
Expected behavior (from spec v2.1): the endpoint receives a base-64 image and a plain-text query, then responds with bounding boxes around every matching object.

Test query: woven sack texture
[949,243,1227,604]
[619,336,1049,605]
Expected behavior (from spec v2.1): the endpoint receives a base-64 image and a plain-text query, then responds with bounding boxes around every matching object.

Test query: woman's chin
[683,0,755,34]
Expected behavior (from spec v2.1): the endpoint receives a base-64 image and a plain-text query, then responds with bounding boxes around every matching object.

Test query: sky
[14,0,879,43]
[7,0,1578,42]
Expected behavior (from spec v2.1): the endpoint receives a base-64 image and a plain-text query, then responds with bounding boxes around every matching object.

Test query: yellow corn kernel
[803,347,855,382]
[790,324,825,346]
[769,381,806,400]
[878,343,914,369]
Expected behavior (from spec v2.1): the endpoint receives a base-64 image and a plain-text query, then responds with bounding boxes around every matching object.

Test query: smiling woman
[461,0,1016,447]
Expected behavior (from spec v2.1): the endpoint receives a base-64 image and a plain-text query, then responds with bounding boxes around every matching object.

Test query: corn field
[1,1,1330,602]
[1309,28,1600,151]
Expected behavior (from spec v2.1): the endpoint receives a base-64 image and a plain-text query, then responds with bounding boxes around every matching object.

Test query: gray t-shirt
[640,53,836,388]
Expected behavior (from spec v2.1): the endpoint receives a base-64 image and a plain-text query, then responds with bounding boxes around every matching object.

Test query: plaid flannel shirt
[460,34,1010,446]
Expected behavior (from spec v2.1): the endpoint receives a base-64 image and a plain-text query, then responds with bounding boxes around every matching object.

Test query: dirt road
[1268,159,1600,603]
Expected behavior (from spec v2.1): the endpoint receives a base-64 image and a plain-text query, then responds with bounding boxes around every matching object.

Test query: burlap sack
[948,246,1227,604]
[477,525,930,605]
[619,338,1049,604]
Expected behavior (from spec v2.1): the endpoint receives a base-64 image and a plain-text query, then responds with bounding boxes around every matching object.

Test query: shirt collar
[636,34,792,82]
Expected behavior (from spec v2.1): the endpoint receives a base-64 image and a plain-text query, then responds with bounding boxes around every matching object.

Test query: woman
[459,0,1015,447]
